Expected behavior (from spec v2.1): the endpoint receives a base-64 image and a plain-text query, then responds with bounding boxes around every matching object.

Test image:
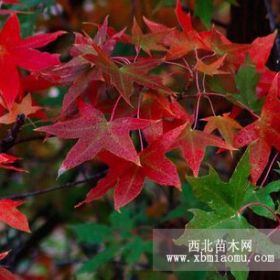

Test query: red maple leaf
[0,251,17,280]
[131,17,168,55]
[36,103,153,175]
[234,74,280,184]
[76,124,185,210]
[175,0,192,33]
[0,267,16,280]
[162,0,209,60]
[0,153,25,172]
[256,69,277,98]
[0,14,65,109]
[249,32,276,70]
[173,124,234,177]
[83,44,175,105]
[140,92,192,142]
[200,28,250,67]
[0,251,10,261]
[2,0,19,3]
[0,199,30,232]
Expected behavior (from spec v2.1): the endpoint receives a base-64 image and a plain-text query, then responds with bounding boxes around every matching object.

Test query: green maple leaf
[234,57,263,113]
[175,150,280,277]
[178,148,280,230]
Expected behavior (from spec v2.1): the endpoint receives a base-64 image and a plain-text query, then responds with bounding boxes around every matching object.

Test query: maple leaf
[175,149,280,230]
[202,113,242,147]
[143,16,172,34]
[141,92,188,121]
[0,199,30,232]
[40,56,95,116]
[234,74,280,184]
[45,29,174,114]
[0,14,65,109]
[200,31,275,71]
[77,125,185,210]
[41,31,103,116]
[234,56,262,113]
[249,32,276,70]
[21,73,56,93]
[162,0,210,60]
[0,94,41,124]
[175,150,280,278]
[131,18,168,55]
[2,0,19,3]
[163,30,207,60]
[257,69,277,98]
[0,251,17,280]
[200,28,250,67]
[0,251,9,261]
[195,55,229,76]
[0,153,25,172]
[36,103,153,174]
[140,92,192,142]
[84,44,175,105]
[173,125,234,177]
[71,17,128,57]
[0,267,16,280]
[175,0,192,33]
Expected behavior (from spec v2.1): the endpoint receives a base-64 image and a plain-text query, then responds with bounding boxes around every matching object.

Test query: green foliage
[194,0,214,28]
[178,149,280,229]
[70,208,152,274]
[162,180,207,221]
[234,57,262,113]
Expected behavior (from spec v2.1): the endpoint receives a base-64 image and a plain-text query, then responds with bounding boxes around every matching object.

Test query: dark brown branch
[0,114,25,153]
[4,209,62,269]
[0,170,107,200]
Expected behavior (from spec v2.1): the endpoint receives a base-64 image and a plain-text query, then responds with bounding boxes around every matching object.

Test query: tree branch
[0,170,107,200]
[0,114,25,153]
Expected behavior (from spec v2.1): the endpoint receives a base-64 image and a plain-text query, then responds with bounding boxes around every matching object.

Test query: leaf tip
[74,201,85,208]
[57,165,66,178]
[135,157,142,167]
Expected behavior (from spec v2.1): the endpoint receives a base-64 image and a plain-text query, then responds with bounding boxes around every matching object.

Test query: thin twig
[110,95,122,121]
[0,170,107,200]
[260,151,279,187]
[137,93,144,151]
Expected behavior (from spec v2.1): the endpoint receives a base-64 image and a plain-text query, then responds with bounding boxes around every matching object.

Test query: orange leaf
[0,94,41,124]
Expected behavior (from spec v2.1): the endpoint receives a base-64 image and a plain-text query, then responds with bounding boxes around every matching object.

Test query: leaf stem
[192,50,203,129]
[137,93,144,151]
[260,152,279,187]
[237,201,280,224]
[204,95,216,116]
[182,58,194,78]
[192,93,201,130]
[110,95,122,121]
